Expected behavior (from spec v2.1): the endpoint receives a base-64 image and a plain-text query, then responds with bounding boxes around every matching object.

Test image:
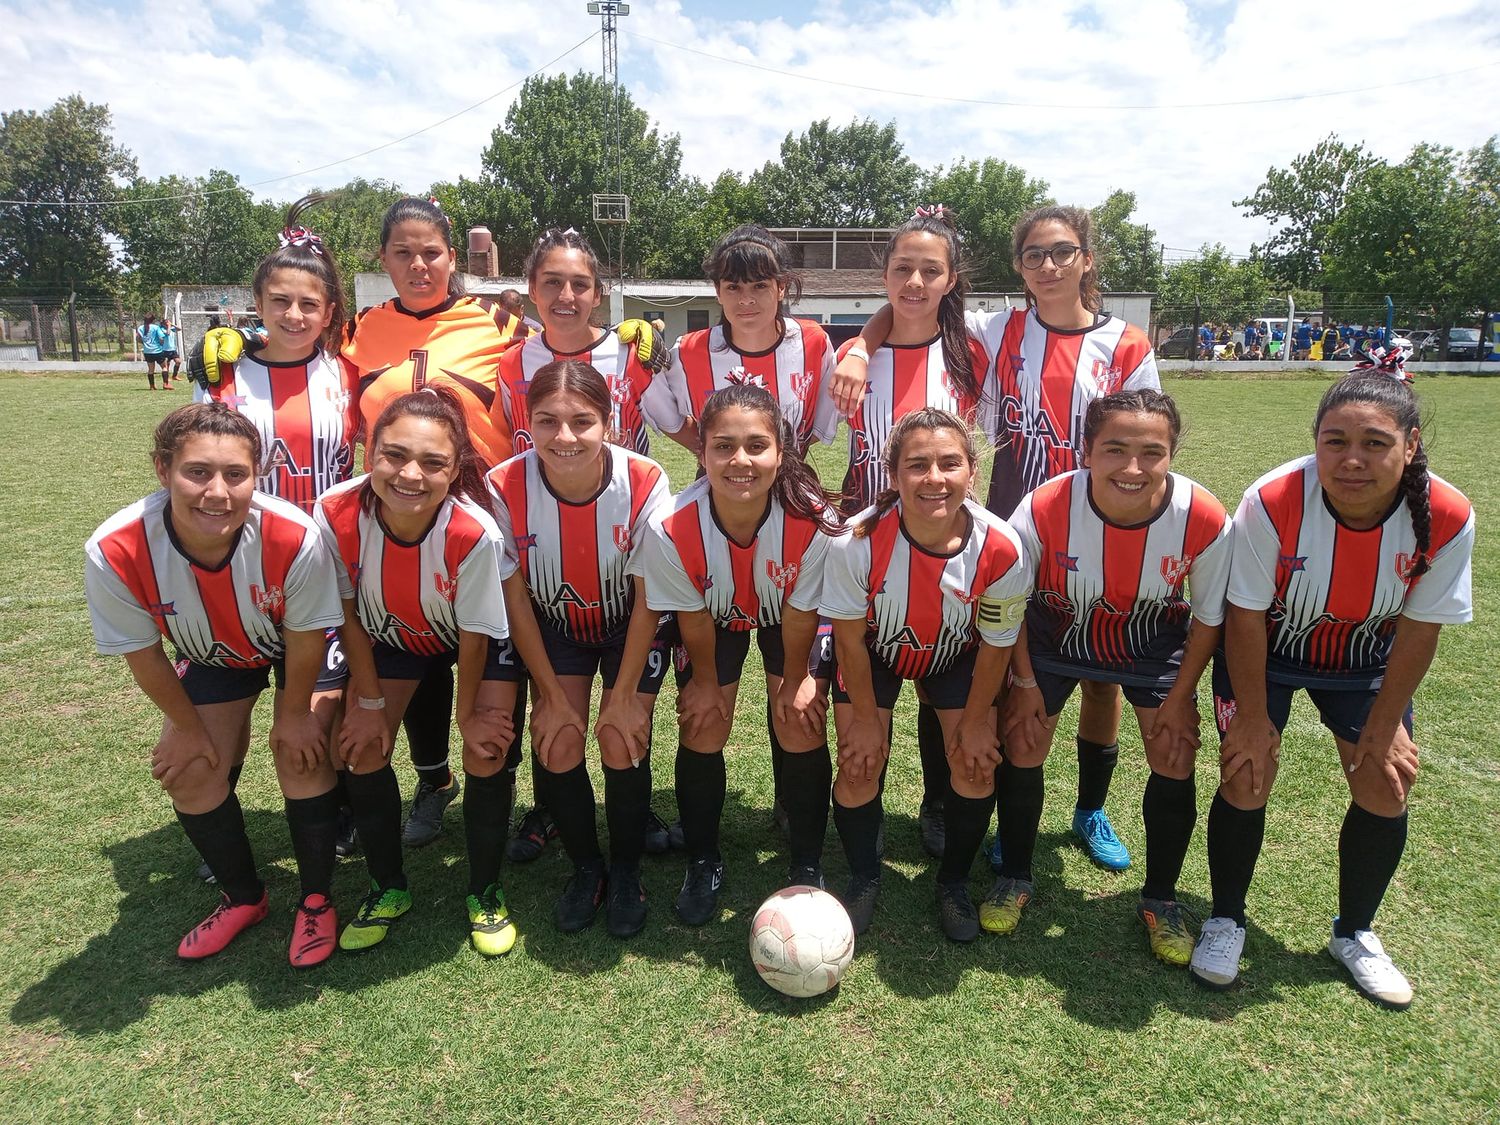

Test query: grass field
[2,370,1497,1123]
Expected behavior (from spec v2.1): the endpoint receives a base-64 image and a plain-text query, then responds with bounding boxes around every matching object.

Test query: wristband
[1010,674,1038,690]
[357,696,386,710]
[845,345,869,363]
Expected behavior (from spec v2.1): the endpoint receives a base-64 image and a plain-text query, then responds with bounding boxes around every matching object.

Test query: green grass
[2,370,1497,1123]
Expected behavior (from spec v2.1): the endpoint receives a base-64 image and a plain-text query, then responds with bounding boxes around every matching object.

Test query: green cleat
[467,885,518,956]
[338,882,412,952]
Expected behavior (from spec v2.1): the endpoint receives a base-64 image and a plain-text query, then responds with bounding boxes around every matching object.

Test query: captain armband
[977,592,1027,633]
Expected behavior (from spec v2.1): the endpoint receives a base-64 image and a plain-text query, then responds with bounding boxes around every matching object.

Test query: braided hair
[698,383,844,537]
[1315,372,1431,578]
[851,407,979,538]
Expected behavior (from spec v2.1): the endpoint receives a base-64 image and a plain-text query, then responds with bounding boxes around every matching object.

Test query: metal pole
[1287,295,1296,363]
[67,289,81,361]
[1191,296,1201,366]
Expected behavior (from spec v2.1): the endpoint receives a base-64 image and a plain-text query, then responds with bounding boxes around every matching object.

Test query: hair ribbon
[279,226,325,255]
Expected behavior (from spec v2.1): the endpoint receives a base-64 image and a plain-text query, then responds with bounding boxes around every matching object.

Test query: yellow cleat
[338,883,412,952]
[467,885,518,956]
[979,876,1033,935]
[1137,897,1197,967]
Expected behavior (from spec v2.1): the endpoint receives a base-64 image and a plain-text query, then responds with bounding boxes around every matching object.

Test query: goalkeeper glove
[615,318,670,374]
[188,326,262,389]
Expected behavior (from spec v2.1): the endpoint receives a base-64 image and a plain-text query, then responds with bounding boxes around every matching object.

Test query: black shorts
[1210,656,1413,744]
[174,629,347,705]
[371,635,518,683]
[830,640,982,711]
[160,350,179,362]
[528,618,672,696]
[1032,662,1172,716]
[673,620,834,688]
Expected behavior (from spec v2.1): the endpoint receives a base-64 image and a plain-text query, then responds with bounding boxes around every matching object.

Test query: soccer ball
[748,886,855,998]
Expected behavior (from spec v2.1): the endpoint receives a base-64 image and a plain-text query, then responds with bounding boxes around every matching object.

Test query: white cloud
[3,0,1495,257]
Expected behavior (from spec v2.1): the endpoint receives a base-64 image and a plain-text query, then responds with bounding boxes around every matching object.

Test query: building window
[686,309,711,331]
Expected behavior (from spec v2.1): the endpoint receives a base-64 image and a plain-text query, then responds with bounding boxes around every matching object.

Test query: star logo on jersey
[725,366,766,391]
[696,574,714,592]
[145,599,177,622]
[767,560,799,590]
[1006,352,1026,375]
[613,524,633,553]
[250,583,284,616]
[1055,550,1080,572]
[434,572,457,602]
[514,533,538,552]
[1159,554,1191,590]
[1278,553,1307,573]
[222,392,249,409]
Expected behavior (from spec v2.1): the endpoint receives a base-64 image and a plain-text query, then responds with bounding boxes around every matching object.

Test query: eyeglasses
[1019,243,1084,270]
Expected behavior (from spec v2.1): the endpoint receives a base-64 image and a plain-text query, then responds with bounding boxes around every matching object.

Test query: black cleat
[674,858,725,926]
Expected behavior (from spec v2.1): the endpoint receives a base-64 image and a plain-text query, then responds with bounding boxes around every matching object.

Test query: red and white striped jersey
[1011,470,1231,683]
[194,347,357,514]
[967,307,1159,518]
[85,490,343,667]
[661,319,839,450]
[486,446,669,644]
[494,329,675,461]
[632,477,828,630]
[840,334,995,512]
[314,477,509,655]
[1228,456,1474,686]
[819,498,1028,679]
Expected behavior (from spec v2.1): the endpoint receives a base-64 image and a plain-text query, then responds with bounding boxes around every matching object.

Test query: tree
[1089,189,1162,294]
[434,71,698,280]
[0,96,136,296]
[751,119,919,229]
[919,157,1050,290]
[1156,245,1275,330]
[114,170,281,304]
[1235,134,1379,305]
[1323,139,1500,356]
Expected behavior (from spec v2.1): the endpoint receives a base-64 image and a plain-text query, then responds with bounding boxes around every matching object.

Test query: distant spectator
[498,287,542,332]
[1294,318,1314,360]
[1198,322,1214,359]
[1321,322,1340,361]
[1353,324,1370,355]
[160,318,184,382]
[135,314,174,391]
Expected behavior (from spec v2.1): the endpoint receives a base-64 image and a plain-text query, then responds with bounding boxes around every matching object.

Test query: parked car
[1419,327,1483,360]
[1406,329,1434,354]
[1157,328,1198,358]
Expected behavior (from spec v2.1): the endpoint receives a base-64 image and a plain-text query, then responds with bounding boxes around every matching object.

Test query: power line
[0,32,599,209]
[627,30,1500,111]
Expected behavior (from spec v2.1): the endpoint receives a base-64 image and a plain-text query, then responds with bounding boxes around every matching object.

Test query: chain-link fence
[0,298,138,360]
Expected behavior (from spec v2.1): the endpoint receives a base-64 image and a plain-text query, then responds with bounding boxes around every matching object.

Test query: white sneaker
[1328,926,1413,1009]
[1189,916,1246,990]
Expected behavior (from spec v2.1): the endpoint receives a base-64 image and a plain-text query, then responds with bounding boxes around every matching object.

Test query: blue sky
[4,0,1497,258]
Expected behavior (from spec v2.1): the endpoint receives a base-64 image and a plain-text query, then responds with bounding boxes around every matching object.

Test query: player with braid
[1189,372,1474,1008]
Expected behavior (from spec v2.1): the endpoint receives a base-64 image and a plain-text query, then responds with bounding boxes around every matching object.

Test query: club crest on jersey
[1278,553,1307,573]
[608,377,632,405]
[1395,552,1423,582]
[434,572,457,602]
[945,581,982,607]
[1090,359,1126,394]
[1214,695,1237,731]
[792,369,815,399]
[325,387,351,413]
[250,583,285,615]
[1159,554,1191,589]
[939,366,957,400]
[767,560,799,590]
[1055,550,1080,572]
[725,366,766,391]
[613,524,632,553]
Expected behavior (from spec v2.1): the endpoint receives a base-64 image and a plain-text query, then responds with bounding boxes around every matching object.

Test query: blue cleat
[986,835,1003,873]
[1072,807,1131,870]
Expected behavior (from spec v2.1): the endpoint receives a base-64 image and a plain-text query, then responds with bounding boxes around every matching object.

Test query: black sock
[833,795,883,880]
[344,765,407,891]
[537,761,601,867]
[284,787,339,900]
[918,702,950,808]
[176,793,262,904]
[227,762,244,792]
[1141,772,1197,901]
[1335,804,1408,937]
[779,746,832,868]
[463,766,517,896]
[767,698,787,806]
[675,748,726,862]
[996,760,1044,882]
[1075,736,1119,812]
[405,663,454,788]
[604,756,651,870]
[1207,791,1264,926]
[939,791,995,884]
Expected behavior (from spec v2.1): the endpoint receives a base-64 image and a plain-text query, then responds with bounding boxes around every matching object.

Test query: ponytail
[1400,442,1432,580]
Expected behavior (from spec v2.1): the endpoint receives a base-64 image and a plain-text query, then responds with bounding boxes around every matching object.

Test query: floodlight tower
[587,1,630,320]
